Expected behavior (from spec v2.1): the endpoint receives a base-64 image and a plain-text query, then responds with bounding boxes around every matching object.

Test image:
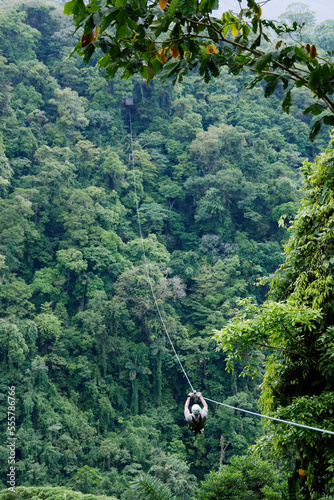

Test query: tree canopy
[64,0,334,138]
[0,0,334,498]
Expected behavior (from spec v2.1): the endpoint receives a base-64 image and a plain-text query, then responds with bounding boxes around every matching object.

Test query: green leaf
[199,0,209,12]
[208,27,219,43]
[282,89,291,114]
[127,18,138,31]
[250,34,261,50]
[83,15,95,33]
[116,22,129,39]
[152,17,171,37]
[169,0,180,14]
[151,18,166,37]
[251,15,258,34]
[180,0,196,16]
[294,79,304,88]
[115,0,127,7]
[309,118,322,141]
[309,68,322,91]
[254,52,272,72]
[264,76,279,97]
[100,9,118,33]
[151,57,163,74]
[106,62,119,78]
[116,10,128,22]
[222,24,229,36]
[139,65,147,80]
[282,77,289,90]
[146,62,155,83]
[294,46,309,60]
[83,43,95,63]
[303,103,326,116]
[64,0,79,15]
[93,10,103,25]
[87,0,107,12]
[323,115,334,126]
[207,0,219,10]
[64,0,86,23]
[221,11,231,23]
[159,60,181,82]
[242,24,251,38]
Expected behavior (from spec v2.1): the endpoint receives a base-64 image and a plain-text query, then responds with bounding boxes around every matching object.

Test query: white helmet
[192,404,201,415]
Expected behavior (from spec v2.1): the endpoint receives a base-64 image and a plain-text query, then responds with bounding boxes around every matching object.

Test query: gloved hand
[196,392,202,397]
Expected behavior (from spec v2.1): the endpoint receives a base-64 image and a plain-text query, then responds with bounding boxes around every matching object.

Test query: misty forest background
[0,1,333,498]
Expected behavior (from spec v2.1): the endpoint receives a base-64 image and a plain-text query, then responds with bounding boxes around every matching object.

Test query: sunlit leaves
[213,298,322,378]
[57,248,88,274]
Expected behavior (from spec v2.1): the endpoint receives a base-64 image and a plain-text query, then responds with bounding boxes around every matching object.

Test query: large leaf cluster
[0,486,117,500]
[64,0,334,138]
[196,454,286,499]
[213,145,334,497]
[274,144,334,312]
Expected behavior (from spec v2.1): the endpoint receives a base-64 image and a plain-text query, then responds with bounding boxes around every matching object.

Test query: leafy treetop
[64,0,334,139]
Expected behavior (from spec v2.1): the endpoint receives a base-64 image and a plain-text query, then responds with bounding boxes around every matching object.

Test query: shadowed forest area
[0,1,333,498]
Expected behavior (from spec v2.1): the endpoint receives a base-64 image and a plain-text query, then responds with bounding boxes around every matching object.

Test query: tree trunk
[131,378,139,415]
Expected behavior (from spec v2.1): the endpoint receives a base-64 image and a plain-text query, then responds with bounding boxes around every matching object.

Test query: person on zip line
[184,392,208,434]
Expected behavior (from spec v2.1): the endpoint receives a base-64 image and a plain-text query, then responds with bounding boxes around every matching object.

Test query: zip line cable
[128,105,195,393]
[127,103,334,437]
[203,397,334,436]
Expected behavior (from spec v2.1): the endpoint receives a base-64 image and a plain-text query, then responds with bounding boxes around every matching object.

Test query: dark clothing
[184,408,208,433]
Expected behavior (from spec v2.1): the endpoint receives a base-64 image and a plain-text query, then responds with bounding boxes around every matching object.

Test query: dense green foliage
[196,455,286,499]
[0,486,117,500]
[64,0,334,139]
[130,474,176,500]
[0,1,332,498]
[214,145,334,498]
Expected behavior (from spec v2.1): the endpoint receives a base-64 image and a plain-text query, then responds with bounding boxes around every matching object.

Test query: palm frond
[130,473,176,500]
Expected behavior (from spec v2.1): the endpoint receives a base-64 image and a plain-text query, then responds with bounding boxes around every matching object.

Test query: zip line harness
[127,101,334,437]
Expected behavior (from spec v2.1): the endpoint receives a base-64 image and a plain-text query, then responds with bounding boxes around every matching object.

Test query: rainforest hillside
[0,1,332,498]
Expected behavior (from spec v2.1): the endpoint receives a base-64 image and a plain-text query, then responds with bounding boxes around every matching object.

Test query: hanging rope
[127,102,334,437]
